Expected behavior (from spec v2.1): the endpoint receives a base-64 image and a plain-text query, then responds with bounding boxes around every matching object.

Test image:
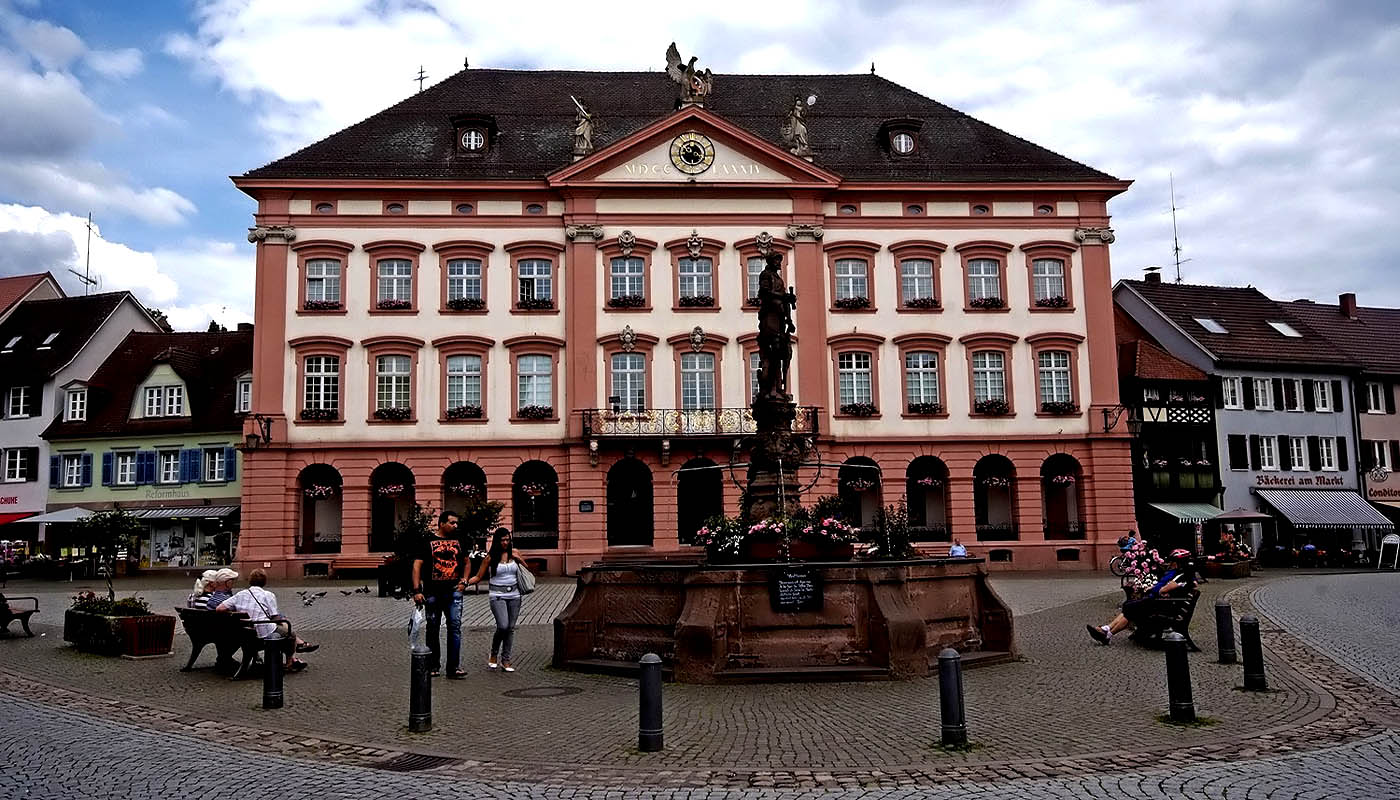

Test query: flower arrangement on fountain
[303,484,338,499]
[1120,540,1166,597]
[694,503,860,563]
[376,483,407,498]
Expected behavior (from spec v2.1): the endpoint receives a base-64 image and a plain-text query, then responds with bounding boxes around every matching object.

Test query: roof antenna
[1169,173,1190,283]
[414,65,428,92]
[464,55,469,70]
[68,212,99,296]
[870,62,876,75]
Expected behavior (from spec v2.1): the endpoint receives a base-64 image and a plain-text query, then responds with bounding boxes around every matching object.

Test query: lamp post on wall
[243,414,273,450]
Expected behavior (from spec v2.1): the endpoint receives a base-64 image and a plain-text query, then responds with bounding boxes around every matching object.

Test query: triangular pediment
[549,106,841,188]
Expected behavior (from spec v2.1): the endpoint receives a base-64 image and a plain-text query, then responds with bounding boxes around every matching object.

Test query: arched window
[442,461,490,538]
[838,457,882,532]
[297,464,343,555]
[607,457,654,547]
[1041,454,1084,540]
[511,460,558,548]
[370,462,415,553]
[676,458,722,545]
[906,456,950,541]
[973,455,1017,541]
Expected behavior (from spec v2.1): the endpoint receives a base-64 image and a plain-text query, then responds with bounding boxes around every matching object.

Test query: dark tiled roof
[0,292,130,387]
[1284,300,1400,376]
[243,70,1116,183]
[1120,280,1355,370]
[0,273,53,313]
[43,330,253,440]
[1118,339,1208,383]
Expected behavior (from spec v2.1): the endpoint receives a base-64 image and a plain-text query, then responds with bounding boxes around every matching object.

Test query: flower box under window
[974,398,1010,416]
[446,297,486,311]
[1040,400,1079,415]
[299,407,338,421]
[517,404,554,419]
[744,296,760,307]
[445,404,483,420]
[969,296,1005,310]
[839,402,878,417]
[907,402,943,415]
[376,299,412,310]
[516,298,555,311]
[834,296,871,310]
[679,294,715,308]
[1034,295,1070,308]
[904,297,941,310]
[303,300,343,311]
[373,406,412,421]
[303,484,338,499]
[607,294,646,308]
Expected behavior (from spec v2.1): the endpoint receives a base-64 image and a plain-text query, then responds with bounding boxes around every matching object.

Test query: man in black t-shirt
[412,511,466,677]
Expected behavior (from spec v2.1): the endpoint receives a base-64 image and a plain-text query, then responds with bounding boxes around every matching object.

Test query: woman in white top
[467,527,525,672]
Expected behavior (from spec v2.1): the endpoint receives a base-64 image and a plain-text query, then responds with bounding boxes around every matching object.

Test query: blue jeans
[424,589,463,672]
[489,596,521,663]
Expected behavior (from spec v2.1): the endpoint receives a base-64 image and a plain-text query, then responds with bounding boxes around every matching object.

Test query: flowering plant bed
[376,299,412,310]
[302,300,343,311]
[446,297,486,311]
[299,407,338,421]
[904,296,940,309]
[695,509,859,563]
[607,294,646,308]
[303,484,338,499]
[517,404,554,419]
[839,402,878,417]
[516,297,555,310]
[974,398,1010,416]
[64,593,174,658]
[373,406,412,421]
[969,296,1005,309]
[1040,401,1079,415]
[678,294,715,307]
[907,402,943,415]
[1034,295,1070,308]
[834,296,871,309]
[445,404,483,419]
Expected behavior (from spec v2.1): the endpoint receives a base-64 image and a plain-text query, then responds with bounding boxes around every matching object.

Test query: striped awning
[1255,490,1394,529]
[134,505,239,520]
[1147,502,1224,523]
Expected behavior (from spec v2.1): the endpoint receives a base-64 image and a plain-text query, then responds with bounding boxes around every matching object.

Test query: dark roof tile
[1284,300,1400,376]
[0,292,131,387]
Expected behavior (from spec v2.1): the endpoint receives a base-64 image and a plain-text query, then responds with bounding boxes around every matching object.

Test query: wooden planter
[64,610,176,657]
[1202,560,1252,579]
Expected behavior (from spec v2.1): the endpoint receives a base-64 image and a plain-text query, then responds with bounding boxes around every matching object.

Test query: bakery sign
[1254,474,1346,487]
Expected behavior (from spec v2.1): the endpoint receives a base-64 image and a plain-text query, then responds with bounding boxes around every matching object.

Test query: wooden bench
[330,556,387,578]
[174,606,263,679]
[1129,589,1202,652]
[1,594,38,637]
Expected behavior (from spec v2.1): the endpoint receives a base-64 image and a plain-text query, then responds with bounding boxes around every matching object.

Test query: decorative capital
[618,229,636,256]
[785,224,824,242]
[755,230,774,255]
[565,224,603,242]
[619,324,637,353]
[686,229,703,259]
[689,325,707,353]
[1074,226,1116,245]
[247,224,296,244]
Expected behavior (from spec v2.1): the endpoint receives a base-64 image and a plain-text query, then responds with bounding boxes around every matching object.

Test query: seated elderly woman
[203,568,239,610]
[187,569,219,608]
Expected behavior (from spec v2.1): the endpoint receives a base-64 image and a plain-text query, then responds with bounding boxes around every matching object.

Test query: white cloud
[0,48,101,157]
[84,46,142,79]
[0,161,195,226]
[3,14,83,70]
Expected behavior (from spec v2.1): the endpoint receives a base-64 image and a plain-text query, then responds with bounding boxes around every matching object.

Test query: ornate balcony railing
[975,523,1018,541]
[1043,521,1085,540]
[580,406,820,438]
[909,523,951,542]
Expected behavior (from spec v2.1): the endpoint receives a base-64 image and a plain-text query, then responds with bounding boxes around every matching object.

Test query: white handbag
[515,560,536,595]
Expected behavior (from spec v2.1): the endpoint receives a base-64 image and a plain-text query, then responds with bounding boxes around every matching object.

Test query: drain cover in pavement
[502,685,584,699]
[373,753,462,772]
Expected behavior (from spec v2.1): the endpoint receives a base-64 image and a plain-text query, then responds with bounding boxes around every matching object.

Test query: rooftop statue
[665,42,714,105]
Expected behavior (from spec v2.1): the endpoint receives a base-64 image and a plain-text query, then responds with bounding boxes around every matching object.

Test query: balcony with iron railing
[1043,521,1085,540]
[975,523,1018,541]
[580,406,821,438]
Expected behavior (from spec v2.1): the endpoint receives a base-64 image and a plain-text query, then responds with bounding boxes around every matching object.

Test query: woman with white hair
[187,569,219,608]
[204,568,239,610]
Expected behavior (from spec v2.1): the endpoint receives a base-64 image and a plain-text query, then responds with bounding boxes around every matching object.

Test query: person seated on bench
[215,569,314,671]
[948,540,968,558]
[188,569,219,608]
[1087,549,1196,646]
[204,568,238,610]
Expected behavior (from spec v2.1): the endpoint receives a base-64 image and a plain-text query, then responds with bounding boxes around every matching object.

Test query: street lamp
[244,413,273,450]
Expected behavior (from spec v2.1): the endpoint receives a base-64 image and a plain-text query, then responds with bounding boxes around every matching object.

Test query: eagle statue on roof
[666,42,713,106]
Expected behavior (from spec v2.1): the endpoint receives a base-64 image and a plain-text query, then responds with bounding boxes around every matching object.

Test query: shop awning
[133,505,239,520]
[1255,490,1395,529]
[0,512,36,526]
[23,507,95,524]
[1148,502,1224,523]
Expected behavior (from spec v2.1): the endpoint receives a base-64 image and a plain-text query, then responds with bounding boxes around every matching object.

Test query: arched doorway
[441,461,491,540]
[906,456,951,542]
[1041,453,1084,539]
[607,457,654,547]
[973,455,1017,541]
[838,457,883,533]
[297,464,343,554]
[370,462,415,553]
[511,460,558,549]
[676,457,722,545]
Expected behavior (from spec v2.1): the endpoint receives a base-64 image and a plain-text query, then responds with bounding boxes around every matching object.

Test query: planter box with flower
[1201,557,1251,579]
[376,299,412,311]
[303,483,338,499]
[974,398,1010,416]
[678,294,715,308]
[63,593,175,658]
[516,297,555,310]
[373,406,412,421]
[903,297,941,310]
[1040,401,1079,415]
[1034,295,1070,309]
[833,296,871,310]
[915,476,944,488]
[839,402,878,417]
[517,404,554,420]
[445,404,483,420]
[745,296,760,307]
[300,407,338,421]
[968,296,1005,309]
[694,509,859,564]
[1119,541,1167,599]
[1046,474,1076,486]
[446,297,486,311]
[302,299,343,311]
[907,402,943,416]
[607,294,646,308]
[376,483,407,498]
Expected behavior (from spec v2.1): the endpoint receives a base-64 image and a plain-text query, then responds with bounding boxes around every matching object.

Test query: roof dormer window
[891,132,915,154]
[37,332,58,350]
[1267,321,1302,338]
[878,117,923,157]
[451,113,497,156]
[460,129,485,151]
[2,336,19,352]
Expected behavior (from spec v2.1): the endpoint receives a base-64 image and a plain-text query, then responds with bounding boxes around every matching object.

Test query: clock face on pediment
[669,132,716,175]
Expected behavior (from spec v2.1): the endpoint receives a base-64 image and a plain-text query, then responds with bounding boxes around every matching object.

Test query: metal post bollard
[1215,599,1237,664]
[638,653,663,752]
[409,643,433,732]
[938,648,968,747]
[1240,616,1268,691]
[1163,632,1196,723]
[262,639,284,710]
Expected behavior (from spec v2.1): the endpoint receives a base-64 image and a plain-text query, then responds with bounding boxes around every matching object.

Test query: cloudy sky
[1,0,1397,328]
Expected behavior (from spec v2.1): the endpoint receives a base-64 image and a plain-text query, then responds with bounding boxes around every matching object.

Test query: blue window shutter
[49,455,59,486]
[137,451,155,484]
[80,453,93,487]
[180,449,199,483]
[101,452,113,486]
[224,446,237,481]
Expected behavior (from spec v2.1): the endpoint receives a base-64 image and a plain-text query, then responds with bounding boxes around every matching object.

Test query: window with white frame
[967,258,1001,302]
[61,453,83,487]
[115,452,135,485]
[376,259,413,303]
[517,259,552,302]
[746,257,765,301]
[1222,376,1243,409]
[834,259,869,301]
[1367,382,1386,413]
[445,355,482,411]
[1037,350,1073,404]
[375,355,411,410]
[304,356,340,412]
[144,386,163,417]
[905,351,939,408]
[1259,436,1279,471]
[748,351,761,400]
[972,351,1007,402]
[158,451,180,484]
[6,386,30,417]
[203,448,227,482]
[900,259,935,302]
[609,257,644,300]
[1369,440,1392,471]
[164,386,183,416]
[1253,378,1274,410]
[236,378,252,413]
[1285,378,1304,411]
[65,388,86,421]
[305,259,341,304]
[1318,437,1338,471]
[4,449,26,482]
[1290,437,1308,471]
[516,355,552,410]
[837,352,873,406]
[680,353,716,410]
[446,258,483,302]
[677,257,713,299]
[610,353,645,411]
[1031,259,1066,302]
[1315,380,1333,411]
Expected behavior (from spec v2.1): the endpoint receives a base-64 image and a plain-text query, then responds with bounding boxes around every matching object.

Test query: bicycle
[1108,553,1128,577]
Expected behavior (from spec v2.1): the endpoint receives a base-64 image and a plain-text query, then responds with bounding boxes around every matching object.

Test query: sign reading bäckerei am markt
[1255,474,1346,488]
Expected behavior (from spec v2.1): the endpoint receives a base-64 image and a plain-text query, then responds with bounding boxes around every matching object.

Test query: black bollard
[638,653,663,752]
[1240,616,1268,692]
[938,647,968,747]
[409,642,433,732]
[1163,632,1196,723]
[1215,600,1237,665]
[262,639,284,710]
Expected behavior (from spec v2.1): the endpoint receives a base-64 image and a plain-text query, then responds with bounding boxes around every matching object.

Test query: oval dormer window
[1036,204,1055,216]
[455,203,474,215]
[838,204,858,216]
[891,131,915,154]
[905,204,924,216]
[460,129,485,151]
[972,204,991,216]
[386,203,405,214]
[525,203,545,215]
[314,203,334,214]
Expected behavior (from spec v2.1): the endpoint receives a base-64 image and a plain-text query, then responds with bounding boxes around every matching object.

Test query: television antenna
[1169,174,1190,283]
[67,212,99,295]
[414,66,427,92]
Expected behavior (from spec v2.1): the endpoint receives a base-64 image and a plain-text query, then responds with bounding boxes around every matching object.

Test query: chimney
[236,322,254,332]
[1145,271,1161,284]
[1339,293,1357,319]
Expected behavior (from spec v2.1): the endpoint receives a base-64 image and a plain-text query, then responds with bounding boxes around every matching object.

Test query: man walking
[412,511,467,679]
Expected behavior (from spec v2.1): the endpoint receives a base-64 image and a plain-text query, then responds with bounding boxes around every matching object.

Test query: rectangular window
[158,451,180,484]
[144,386,163,417]
[834,258,869,300]
[303,356,340,412]
[1222,377,1243,409]
[609,257,645,300]
[65,389,86,422]
[677,257,713,299]
[4,449,26,482]
[1253,378,1273,410]
[62,453,83,488]
[748,351,761,401]
[746,257,765,302]
[203,448,226,482]
[164,386,183,416]
[1370,440,1392,471]
[236,378,252,413]
[1227,434,1248,470]
[1319,437,1338,471]
[518,259,553,302]
[1290,437,1308,471]
[6,386,30,417]
[610,353,646,412]
[967,258,1001,301]
[375,355,411,410]
[376,259,413,303]
[517,354,552,410]
[1031,258,1066,302]
[680,353,716,410]
[115,452,136,485]
[1284,378,1302,411]
[1259,436,1279,471]
[1367,382,1386,413]
[1314,380,1333,412]
[1037,351,1072,404]
[305,258,341,303]
[971,351,1006,402]
[445,354,482,411]
[837,352,873,406]
[904,351,939,407]
[900,259,934,302]
[446,258,482,301]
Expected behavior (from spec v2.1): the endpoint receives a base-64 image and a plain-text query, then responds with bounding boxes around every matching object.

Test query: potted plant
[517,404,554,420]
[516,297,555,310]
[1034,295,1070,308]
[907,401,943,415]
[678,294,715,307]
[904,296,941,309]
[376,299,412,310]
[839,402,878,417]
[303,299,343,311]
[300,407,338,421]
[373,406,412,421]
[446,297,486,311]
[834,296,871,310]
[607,294,646,308]
[974,398,1010,416]
[969,296,1005,309]
[64,570,175,660]
[445,404,483,420]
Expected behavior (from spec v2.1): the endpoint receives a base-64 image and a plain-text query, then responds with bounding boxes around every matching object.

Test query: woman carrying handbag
[467,527,532,672]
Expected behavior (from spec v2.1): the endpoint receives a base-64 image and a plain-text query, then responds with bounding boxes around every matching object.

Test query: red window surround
[959,331,1020,417]
[733,235,793,308]
[598,234,659,313]
[893,332,952,418]
[432,335,494,424]
[955,240,1014,313]
[825,240,882,313]
[827,331,887,418]
[503,334,565,422]
[666,331,729,408]
[362,335,424,424]
[1022,240,1079,312]
[504,241,566,314]
[1026,331,1085,416]
[292,239,354,315]
[664,235,726,313]
[363,239,425,315]
[889,239,948,313]
[598,329,660,409]
[433,240,495,315]
[289,335,353,425]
